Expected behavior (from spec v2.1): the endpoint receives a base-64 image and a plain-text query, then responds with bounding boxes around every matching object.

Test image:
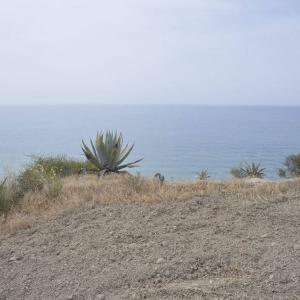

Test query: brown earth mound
[0,178,299,299]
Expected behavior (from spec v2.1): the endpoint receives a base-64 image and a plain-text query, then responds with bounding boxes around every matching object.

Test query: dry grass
[0,174,298,233]
[3,214,32,233]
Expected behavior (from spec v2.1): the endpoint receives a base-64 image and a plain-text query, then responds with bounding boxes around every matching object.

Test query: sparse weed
[124,174,152,193]
[196,170,210,181]
[0,178,13,217]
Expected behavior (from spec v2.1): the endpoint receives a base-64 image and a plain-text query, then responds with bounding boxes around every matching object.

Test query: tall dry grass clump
[0,178,13,218]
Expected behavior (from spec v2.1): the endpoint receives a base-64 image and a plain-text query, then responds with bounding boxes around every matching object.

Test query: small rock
[78,168,87,175]
[293,244,300,251]
[156,258,165,264]
[160,241,167,247]
[186,274,193,280]
[8,256,22,262]
[9,256,17,262]
[95,294,105,300]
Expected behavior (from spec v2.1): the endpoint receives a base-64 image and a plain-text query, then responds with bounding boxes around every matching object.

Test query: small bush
[0,178,13,216]
[230,167,244,178]
[40,167,63,198]
[30,155,95,177]
[17,165,45,194]
[278,154,300,178]
[231,163,265,179]
[16,155,93,197]
[17,163,62,198]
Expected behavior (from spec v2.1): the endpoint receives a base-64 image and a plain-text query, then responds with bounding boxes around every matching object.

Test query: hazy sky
[0,0,300,106]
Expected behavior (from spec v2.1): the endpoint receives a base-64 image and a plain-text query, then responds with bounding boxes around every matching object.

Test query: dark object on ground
[154,173,165,183]
[78,168,87,175]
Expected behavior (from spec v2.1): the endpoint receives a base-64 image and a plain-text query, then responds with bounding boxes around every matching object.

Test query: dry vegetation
[0,174,297,233]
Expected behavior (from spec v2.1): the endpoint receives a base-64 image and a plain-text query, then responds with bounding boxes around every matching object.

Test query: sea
[0,105,299,180]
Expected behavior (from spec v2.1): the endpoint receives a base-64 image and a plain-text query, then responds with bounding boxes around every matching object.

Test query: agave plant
[81,131,142,173]
[240,162,265,178]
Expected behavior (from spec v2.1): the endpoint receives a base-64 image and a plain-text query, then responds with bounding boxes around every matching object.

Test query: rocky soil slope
[1,182,300,299]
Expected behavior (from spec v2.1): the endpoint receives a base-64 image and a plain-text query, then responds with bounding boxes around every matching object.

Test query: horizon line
[0,103,300,108]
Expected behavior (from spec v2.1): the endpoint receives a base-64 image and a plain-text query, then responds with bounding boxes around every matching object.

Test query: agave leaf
[117,158,143,170]
[95,135,108,167]
[89,138,104,169]
[102,132,117,169]
[82,140,102,169]
[81,141,94,161]
[112,139,122,167]
[116,144,135,166]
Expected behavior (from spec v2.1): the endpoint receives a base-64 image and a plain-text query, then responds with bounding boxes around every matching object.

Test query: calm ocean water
[0,105,299,180]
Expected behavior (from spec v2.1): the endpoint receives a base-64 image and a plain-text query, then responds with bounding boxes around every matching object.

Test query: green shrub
[17,165,45,194]
[30,155,94,177]
[17,163,62,197]
[43,176,63,199]
[278,154,300,178]
[230,167,244,178]
[16,155,93,197]
[0,178,13,216]
[231,162,265,179]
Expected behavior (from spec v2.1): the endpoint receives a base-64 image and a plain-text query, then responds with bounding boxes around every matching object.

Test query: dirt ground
[1,182,300,299]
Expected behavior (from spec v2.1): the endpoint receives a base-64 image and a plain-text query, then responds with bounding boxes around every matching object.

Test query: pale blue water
[0,105,299,180]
